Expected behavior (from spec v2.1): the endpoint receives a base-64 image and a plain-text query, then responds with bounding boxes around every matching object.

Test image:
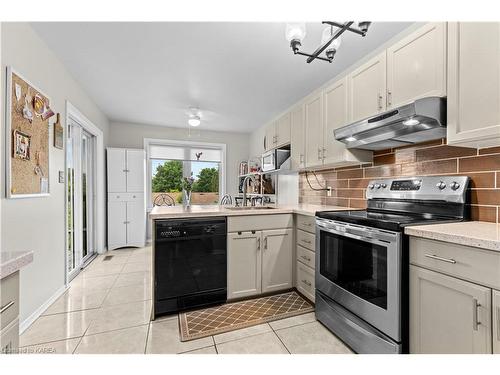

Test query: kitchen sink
[225,206,277,210]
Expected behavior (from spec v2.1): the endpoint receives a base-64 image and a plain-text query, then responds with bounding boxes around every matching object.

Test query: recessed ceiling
[31,22,414,133]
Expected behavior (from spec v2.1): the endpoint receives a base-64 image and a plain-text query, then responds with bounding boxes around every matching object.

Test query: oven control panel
[366,176,470,203]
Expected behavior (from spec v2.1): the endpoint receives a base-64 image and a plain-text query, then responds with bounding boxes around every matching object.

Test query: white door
[494,290,500,354]
[349,52,387,122]
[67,121,97,280]
[126,200,145,246]
[276,112,291,147]
[290,105,305,170]
[323,77,349,165]
[410,265,492,354]
[126,150,145,192]
[447,22,500,146]
[108,201,127,248]
[304,92,324,168]
[261,228,293,294]
[107,149,127,193]
[227,231,261,299]
[387,22,446,108]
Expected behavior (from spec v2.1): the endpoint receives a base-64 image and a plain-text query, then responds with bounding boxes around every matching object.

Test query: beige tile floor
[19,246,353,354]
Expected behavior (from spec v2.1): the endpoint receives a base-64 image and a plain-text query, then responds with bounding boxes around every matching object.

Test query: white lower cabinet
[493,290,500,354]
[227,227,293,300]
[227,232,262,299]
[410,265,492,354]
[262,229,293,294]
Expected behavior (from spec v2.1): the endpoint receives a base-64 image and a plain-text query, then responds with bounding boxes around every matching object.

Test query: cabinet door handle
[377,93,383,110]
[302,279,312,287]
[424,254,457,264]
[0,301,15,314]
[123,221,130,224]
[299,154,304,165]
[257,237,261,251]
[473,298,481,331]
[123,169,130,172]
[317,148,322,161]
[301,222,312,227]
[264,236,268,250]
[387,90,392,106]
[322,148,326,160]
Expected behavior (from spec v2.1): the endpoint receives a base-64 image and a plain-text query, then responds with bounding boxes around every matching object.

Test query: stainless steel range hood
[334,97,446,151]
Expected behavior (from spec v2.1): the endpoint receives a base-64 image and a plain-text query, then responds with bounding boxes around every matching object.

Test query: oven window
[320,231,387,309]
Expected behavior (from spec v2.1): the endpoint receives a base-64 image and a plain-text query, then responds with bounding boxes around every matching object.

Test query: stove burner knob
[436,181,447,190]
[374,183,381,189]
[368,184,374,190]
[450,181,460,190]
[381,183,387,188]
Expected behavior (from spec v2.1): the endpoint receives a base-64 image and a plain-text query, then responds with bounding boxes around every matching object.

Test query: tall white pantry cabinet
[107,148,146,250]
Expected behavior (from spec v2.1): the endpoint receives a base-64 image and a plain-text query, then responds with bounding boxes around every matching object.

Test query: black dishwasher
[154,217,227,318]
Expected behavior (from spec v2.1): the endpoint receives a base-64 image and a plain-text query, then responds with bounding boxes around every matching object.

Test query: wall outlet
[58,171,65,183]
[327,187,333,197]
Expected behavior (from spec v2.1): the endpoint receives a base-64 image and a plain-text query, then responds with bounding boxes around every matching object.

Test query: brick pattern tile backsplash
[299,139,500,223]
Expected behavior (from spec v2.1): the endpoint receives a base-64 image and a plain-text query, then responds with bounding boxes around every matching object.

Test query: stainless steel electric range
[314,176,470,354]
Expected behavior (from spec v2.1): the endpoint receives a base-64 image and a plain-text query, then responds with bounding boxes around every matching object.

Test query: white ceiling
[31,22,413,133]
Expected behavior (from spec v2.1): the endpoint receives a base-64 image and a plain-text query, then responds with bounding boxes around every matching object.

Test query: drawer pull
[302,279,312,287]
[301,239,312,244]
[301,255,311,262]
[257,237,261,251]
[473,298,481,331]
[301,222,312,227]
[424,254,456,264]
[0,301,15,314]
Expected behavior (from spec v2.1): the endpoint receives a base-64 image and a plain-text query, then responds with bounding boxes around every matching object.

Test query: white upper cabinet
[126,150,145,193]
[387,22,446,108]
[276,112,291,147]
[447,22,500,147]
[323,78,372,166]
[107,149,127,193]
[264,122,276,151]
[290,104,305,170]
[348,51,387,122]
[305,91,324,168]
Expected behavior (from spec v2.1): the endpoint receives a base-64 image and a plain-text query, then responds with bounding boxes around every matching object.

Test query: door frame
[65,101,105,284]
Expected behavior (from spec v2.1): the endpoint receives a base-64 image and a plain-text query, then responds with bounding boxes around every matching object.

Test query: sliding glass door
[67,120,96,280]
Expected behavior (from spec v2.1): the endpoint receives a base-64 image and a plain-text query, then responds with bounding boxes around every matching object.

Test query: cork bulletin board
[5,67,51,198]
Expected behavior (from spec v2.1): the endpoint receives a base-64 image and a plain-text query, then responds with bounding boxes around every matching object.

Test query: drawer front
[0,272,19,331]
[1,318,19,354]
[296,214,316,234]
[108,192,144,202]
[297,262,315,303]
[228,214,293,232]
[297,245,315,269]
[296,229,315,251]
[410,237,500,289]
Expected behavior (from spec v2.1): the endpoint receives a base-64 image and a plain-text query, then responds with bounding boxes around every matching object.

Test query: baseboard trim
[19,284,68,334]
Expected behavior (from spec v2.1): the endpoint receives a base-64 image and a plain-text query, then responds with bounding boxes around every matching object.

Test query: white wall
[108,121,250,198]
[0,23,110,325]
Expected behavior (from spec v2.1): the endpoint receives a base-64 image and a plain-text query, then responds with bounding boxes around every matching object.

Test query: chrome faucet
[242,175,256,207]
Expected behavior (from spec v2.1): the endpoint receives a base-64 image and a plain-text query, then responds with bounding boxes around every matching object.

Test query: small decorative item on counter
[239,161,248,176]
[13,129,31,160]
[53,113,63,149]
[181,173,195,208]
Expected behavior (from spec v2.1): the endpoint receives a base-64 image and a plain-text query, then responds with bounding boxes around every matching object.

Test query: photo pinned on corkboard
[5,66,51,198]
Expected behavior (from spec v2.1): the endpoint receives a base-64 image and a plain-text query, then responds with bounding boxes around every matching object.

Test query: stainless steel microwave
[261,149,290,172]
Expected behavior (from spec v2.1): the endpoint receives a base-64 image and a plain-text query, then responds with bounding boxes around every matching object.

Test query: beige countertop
[149,204,351,220]
[0,250,34,279]
[405,221,500,252]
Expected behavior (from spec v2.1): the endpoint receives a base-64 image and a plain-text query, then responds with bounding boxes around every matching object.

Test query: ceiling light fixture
[286,21,371,64]
[188,115,201,127]
[345,136,357,142]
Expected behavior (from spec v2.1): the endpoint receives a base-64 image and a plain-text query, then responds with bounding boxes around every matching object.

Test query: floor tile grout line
[212,336,218,354]
[269,323,291,354]
[144,322,151,354]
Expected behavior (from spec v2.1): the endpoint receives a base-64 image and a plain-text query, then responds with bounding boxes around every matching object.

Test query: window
[145,139,225,207]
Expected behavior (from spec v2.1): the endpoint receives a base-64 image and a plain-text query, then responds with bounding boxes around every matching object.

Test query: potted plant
[181,173,195,208]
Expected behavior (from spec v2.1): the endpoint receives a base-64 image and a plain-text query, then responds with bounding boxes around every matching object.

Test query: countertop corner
[0,250,34,279]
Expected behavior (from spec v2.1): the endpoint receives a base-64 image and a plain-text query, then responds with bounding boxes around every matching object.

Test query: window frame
[144,138,226,210]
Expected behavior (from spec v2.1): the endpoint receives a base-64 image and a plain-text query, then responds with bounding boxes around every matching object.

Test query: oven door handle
[317,225,397,246]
